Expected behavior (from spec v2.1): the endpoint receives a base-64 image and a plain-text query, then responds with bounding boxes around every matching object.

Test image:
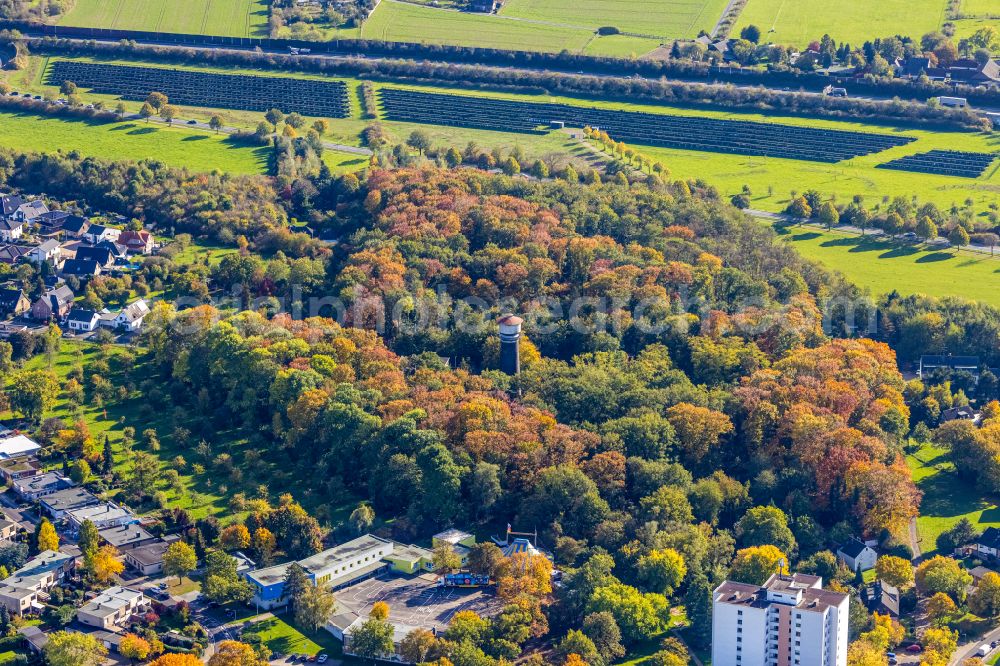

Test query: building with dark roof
[919,355,979,379]
[60,259,101,278]
[0,288,29,317]
[66,308,100,333]
[863,580,900,617]
[836,537,878,572]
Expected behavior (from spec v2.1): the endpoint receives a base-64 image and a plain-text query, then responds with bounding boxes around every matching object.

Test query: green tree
[915,555,972,601]
[730,545,788,585]
[406,130,431,155]
[163,541,197,584]
[295,582,337,632]
[948,225,970,252]
[586,583,669,642]
[875,555,913,589]
[348,503,375,535]
[69,459,91,484]
[432,543,462,573]
[43,631,108,666]
[202,551,254,605]
[970,572,1000,617]
[284,563,311,615]
[264,108,284,130]
[582,612,625,663]
[915,215,938,242]
[817,201,839,229]
[7,369,59,422]
[636,549,687,597]
[683,574,712,648]
[78,519,100,558]
[350,616,394,661]
[209,115,224,133]
[734,505,797,553]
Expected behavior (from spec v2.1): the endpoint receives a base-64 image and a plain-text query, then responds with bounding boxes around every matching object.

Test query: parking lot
[337,574,504,631]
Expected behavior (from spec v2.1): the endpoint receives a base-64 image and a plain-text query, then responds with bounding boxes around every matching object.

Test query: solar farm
[378,88,915,163]
[877,150,998,179]
[337,573,504,631]
[46,61,351,117]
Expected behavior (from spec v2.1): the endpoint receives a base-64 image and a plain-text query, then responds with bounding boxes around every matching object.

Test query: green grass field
[0,110,269,174]
[244,615,340,656]
[358,0,663,54]
[735,0,949,47]
[775,226,1000,307]
[498,0,727,38]
[905,442,1000,556]
[59,0,270,37]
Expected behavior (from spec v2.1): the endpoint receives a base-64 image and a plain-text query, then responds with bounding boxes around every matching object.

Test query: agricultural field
[906,442,1000,556]
[498,0,728,39]
[734,0,949,47]
[773,226,1000,308]
[58,0,270,37]
[358,0,663,55]
[0,110,270,174]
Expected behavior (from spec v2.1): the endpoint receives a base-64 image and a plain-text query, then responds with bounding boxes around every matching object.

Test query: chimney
[497,314,523,375]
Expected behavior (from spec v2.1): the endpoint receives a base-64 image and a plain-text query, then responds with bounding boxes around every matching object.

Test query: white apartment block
[712,573,848,666]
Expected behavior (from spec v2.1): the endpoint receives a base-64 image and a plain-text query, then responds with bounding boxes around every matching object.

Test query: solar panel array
[379,88,915,163]
[876,150,997,179]
[47,61,350,117]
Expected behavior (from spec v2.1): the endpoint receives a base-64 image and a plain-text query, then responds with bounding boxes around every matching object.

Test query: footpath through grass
[905,442,1000,557]
[0,111,269,175]
[774,226,1000,308]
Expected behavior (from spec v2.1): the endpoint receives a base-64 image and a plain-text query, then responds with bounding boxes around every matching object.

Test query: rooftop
[298,535,393,575]
[0,434,40,460]
[99,524,153,549]
[40,487,99,513]
[121,539,171,566]
[79,586,144,619]
[67,502,134,525]
[433,528,474,545]
[14,472,73,496]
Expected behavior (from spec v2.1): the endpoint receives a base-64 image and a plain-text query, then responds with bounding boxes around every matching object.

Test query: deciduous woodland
[2,145,998,661]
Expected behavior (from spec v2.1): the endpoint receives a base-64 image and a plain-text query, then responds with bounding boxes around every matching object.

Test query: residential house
[0,219,23,243]
[862,580,900,617]
[971,565,997,585]
[977,527,1000,561]
[0,245,28,265]
[60,259,101,279]
[113,299,150,332]
[66,502,137,534]
[96,240,126,261]
[73,246,116,269]
[0,288,30,317]
[17,626,47,654]
[26,239,61,266]
[919,355,979,379]
[0,516,18,542]
[30,284,74,321]
[35,211,70,235]
[13,200,48,224]
[40,487,100,519]
[66,308,100,333]
[121,539,173,576]
[84,224,121,245]
[0,456,41,483]
[98,524,157,550]
[941,406,981,423]
[77,586,148,629]
[837,538,878,572]
[62,216,90,238]
[119,230,154,255]
[13,472,73,501]
[0,434,41,460]
[0,550,75,615]
[0,195,24,218]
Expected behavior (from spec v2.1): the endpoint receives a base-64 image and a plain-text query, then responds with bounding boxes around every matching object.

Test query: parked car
[907,644,922,653]
[317,656,329,664]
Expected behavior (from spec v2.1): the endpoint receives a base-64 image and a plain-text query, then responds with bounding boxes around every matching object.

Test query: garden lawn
[0,652,21,665]
[59,0,270,37]
[905,442,1000,556]
[773,226,1000,308]
[734,0,949,47]
[498,0,727,38]
[360,0,661,54]
[0,111,269,175]
[244,615,340,657]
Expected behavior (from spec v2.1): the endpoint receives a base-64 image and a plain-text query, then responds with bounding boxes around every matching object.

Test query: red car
[906,644,922,653]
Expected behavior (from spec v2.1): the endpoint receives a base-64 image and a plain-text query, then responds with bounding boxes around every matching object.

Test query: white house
[0,218,24,242]
[977,528,1000,561]
[836,538,878,573]
[26,239,61,266]
[77,586,147,629]
[13,200,48,224]
[113,300,150,332]
[0,434,41,460]
[712,573,849,666]
[84,224,121,245]
[66,502,137,534]
[66,308,100,333]
[0,550,75,615]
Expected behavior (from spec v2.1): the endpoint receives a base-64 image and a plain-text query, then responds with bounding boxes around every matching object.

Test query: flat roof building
[712,573,848,666]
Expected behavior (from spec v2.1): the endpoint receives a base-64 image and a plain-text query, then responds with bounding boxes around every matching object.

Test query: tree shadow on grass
[789,232,822,241]
[110,123,138,132]
[915,252,954,263]
[127,127,158,136]
[182,135,209,142]
[879,246,919,259]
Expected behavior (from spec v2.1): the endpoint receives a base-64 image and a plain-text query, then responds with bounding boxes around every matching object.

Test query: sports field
[775,226,1000,308]
[498,0,727,38]
[58,0,270,37]
[735,0,949,47]
[0,110,269,174]
[359,0,663,54]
